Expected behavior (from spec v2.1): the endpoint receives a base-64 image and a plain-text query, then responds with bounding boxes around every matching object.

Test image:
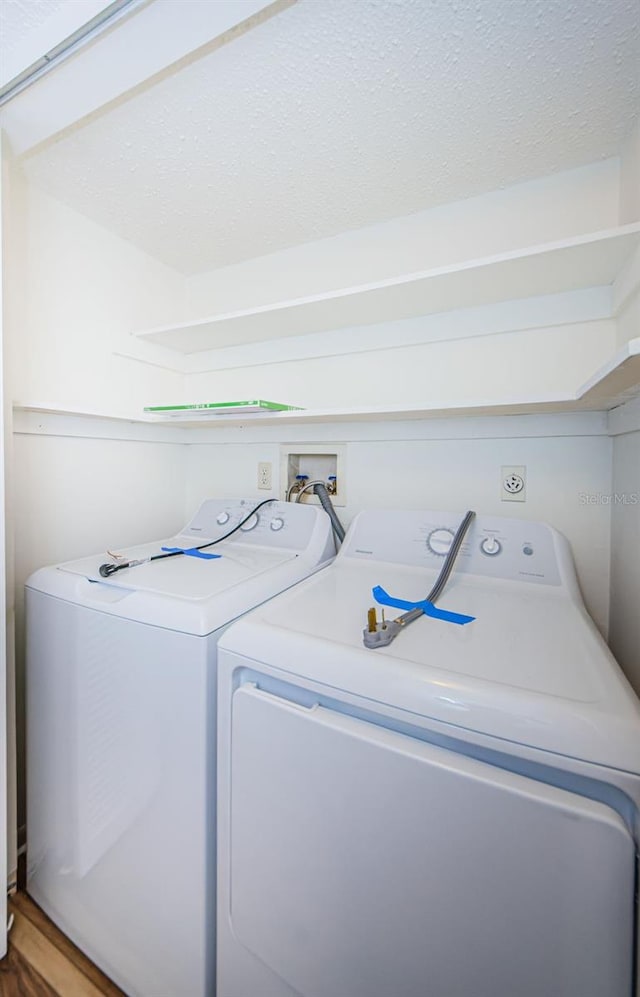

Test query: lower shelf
[14,338,640,428]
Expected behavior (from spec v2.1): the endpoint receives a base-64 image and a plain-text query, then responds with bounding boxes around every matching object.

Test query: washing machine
[26,497,335,997]
[216,508,640,997]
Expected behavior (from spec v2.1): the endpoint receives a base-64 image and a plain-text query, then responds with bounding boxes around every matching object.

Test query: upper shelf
[133,224,640,354]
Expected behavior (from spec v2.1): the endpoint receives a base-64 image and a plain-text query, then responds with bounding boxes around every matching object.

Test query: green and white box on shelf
[144,400,303,417]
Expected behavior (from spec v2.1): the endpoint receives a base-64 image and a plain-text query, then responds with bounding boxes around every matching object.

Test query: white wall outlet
[258,461,272,491]
[501,465,526,502]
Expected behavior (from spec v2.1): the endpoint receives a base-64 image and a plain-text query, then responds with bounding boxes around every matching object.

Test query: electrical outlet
[258,461,272,491]
[501,465,526,502]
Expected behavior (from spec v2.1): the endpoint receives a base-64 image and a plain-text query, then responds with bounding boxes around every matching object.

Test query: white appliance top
[25,499,335,635]
[219,508,640,773]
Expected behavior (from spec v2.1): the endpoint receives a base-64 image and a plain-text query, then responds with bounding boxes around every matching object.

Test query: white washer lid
[25,498,335,636]
[59,535,298,600]
[26,537,309,636]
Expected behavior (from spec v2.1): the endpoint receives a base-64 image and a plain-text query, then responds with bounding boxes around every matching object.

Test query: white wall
[187,319,616,412]
[11,170,186,418]
[3,165,189,857]
[617,121,640,350]
[609,397,640,690]
[12,426,187,660]
[619,117,640,225]
[185,412,613,637]
[181,158,622,412]
[617,286,640,349]
[12,417,187,579]
[186,159,621,316]
[11,158,626,420]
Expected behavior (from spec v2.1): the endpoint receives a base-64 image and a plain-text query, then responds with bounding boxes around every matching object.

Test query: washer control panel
[343,509,564,585]
[182,499,322,551]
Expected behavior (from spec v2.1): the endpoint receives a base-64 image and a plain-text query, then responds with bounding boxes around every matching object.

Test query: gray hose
[313,483,346,545]
[394,509,475,626]
[427,508,475,603]
[363,509,476,647]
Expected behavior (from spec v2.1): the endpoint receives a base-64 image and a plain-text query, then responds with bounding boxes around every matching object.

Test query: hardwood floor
[1,893,126,996]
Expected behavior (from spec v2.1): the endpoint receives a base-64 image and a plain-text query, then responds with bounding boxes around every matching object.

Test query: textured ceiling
[21,0,640,275]
[0,0,113,86]
[0,0,67,55]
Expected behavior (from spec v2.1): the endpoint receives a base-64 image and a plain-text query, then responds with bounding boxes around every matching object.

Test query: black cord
[99,498,278,577]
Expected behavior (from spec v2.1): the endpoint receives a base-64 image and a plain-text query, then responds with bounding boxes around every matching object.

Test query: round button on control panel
[480,536,502,557]
[427,528,455,556]
[270,517,284,532]
[216,511,230,525]
[240,513,259,532]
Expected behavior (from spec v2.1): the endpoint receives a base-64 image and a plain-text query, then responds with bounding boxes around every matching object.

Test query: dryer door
[228,684,635,997]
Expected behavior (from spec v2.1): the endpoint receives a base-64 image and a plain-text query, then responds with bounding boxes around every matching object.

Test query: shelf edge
[131,223,640,353]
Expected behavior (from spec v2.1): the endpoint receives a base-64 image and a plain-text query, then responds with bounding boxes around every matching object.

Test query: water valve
[289,474,309,497]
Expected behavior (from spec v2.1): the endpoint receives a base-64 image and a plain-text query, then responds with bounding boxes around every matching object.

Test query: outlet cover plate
[258,461,272,490]
[501,465,526,502]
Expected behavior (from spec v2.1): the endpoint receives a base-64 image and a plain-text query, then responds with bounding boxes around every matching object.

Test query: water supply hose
[286,478,345,547]
[313,482,346,545]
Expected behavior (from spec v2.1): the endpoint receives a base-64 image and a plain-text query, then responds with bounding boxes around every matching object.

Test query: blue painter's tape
[161,546,221,560]
[372,585,475,626]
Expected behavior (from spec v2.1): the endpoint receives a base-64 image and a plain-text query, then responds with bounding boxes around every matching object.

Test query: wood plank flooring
[0,894,126,996]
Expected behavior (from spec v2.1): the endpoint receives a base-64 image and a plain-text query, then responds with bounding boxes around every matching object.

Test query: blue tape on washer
[161,547,221,560]
[372,585,475,626]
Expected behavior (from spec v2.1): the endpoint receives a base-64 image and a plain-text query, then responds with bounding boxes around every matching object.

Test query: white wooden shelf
[576,335,640,408]
[133,225,640,354]
[16,338,640,429]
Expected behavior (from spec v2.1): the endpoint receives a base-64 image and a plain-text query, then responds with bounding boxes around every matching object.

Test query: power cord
[99,498,277,577]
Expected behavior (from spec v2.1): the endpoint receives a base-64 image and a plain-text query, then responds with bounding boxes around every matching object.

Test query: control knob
[427,528,455,556]
[480,536,502,557]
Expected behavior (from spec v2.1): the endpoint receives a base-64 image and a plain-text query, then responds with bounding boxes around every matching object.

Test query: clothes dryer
[217,508,640,997]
